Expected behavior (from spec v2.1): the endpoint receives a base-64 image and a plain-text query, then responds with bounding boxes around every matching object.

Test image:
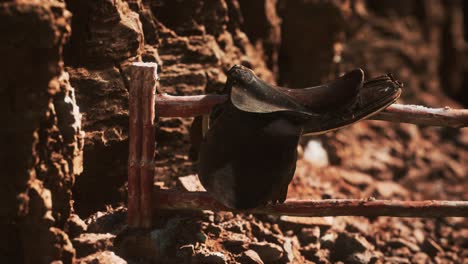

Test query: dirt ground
[1,0,467,263]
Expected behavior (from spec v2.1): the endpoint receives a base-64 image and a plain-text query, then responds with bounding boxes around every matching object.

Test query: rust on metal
[154,94,468,128]
[127,65,143,227]
[154,189,468,218]
[155,93,227,117]
[127,64,468,228]
[128,62,158,228]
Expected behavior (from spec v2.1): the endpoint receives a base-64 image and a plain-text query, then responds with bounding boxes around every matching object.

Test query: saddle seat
[195,65,402,209]
[227,65,364,116]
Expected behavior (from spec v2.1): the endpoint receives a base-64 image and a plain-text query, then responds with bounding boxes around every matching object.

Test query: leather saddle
[196,65,402,209]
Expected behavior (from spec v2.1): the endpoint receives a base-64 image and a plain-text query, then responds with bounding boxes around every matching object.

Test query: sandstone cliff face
[64,0,276,217]
[0,1,82,263]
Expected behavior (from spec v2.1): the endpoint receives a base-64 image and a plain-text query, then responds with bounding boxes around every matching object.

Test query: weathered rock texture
[112,1,468,263]
[0,1,83,263]
[64,0,276,217]
[3,0,466,262]
[64,0,145,217]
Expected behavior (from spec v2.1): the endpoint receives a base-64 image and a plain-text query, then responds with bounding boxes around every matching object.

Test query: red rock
[299,226,321,244]
[387,238,420,252]
[0,1,78,263]
[300,242,320,259]
[76,251,126,264]
[411,252,430,264]
[72,233,115,258]
[333,232,375,260]
[422,238,444,257]
[374,181,409,199]
[279,216,334,230]
[346,250,381,264]
[178,174,207,192]
[197,252,226,264]
[222,232,249,246]
[237,250,264,264]
[65,214,88,239]
[249,242,284,262]
[320,232,338,250]
[282,237,302,263]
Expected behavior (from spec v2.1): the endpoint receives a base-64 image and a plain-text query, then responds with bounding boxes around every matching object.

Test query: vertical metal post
[128,62,158,228]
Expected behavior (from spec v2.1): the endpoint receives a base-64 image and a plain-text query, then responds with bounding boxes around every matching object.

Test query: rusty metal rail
[155,93,468,127]
[154,190,468,218]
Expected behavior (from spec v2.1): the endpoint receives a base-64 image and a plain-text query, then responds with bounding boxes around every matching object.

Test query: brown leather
[196,65,402,209]
[198,104,301,209]
[303,73,402,135]
[228,65,364,116]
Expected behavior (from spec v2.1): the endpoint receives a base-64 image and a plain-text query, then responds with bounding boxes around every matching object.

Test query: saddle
[196,65,402,209]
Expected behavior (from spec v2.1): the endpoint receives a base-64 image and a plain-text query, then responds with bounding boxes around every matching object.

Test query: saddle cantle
[197,65,402,209]
[303,73,402,135]
[228,65,364,116]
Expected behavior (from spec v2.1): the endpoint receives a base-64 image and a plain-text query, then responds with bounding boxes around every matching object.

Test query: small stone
[413,229,425,244]
[339,170,373,187]
[320,232,338,249]
[384,256,410,264]
[392,247,412,258]
[282,237,299,263]
[72,233,115,258]
[299,226,321,244]
[206,223,222,236]
[303,249,330,264]
[237,250,264,264]
[344,217,371,234]
[202,210,215,222]
[76,251,126,264]
[214,212,234,223]
[223,220,244,233]
[178,174,206,192]
[280,216,333,230]
[198,252,226,264]
[142,45,162,64]
[85,207,127,234]
[249,242,284,262]
[375,181,408,198]
[300,243,320,260]
[422,238,443,257]
[222,233,249,246]
[412,252,430,264]
[346,251,374,264]
[334,232,374,260]
[65,214,87,239]
[387,238,420,252]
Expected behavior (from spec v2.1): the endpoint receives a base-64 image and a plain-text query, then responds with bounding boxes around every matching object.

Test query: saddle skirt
[197,65,402,209]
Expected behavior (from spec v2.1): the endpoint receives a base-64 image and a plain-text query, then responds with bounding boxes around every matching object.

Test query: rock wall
[278,0,468,106]
[1,0,466,262]
[65,0,467,236]
[0,1,83,263]
[65,0,276,217]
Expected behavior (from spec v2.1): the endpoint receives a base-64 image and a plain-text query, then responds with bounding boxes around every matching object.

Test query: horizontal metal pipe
[155,94,468,128]
[154,189,468,218]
